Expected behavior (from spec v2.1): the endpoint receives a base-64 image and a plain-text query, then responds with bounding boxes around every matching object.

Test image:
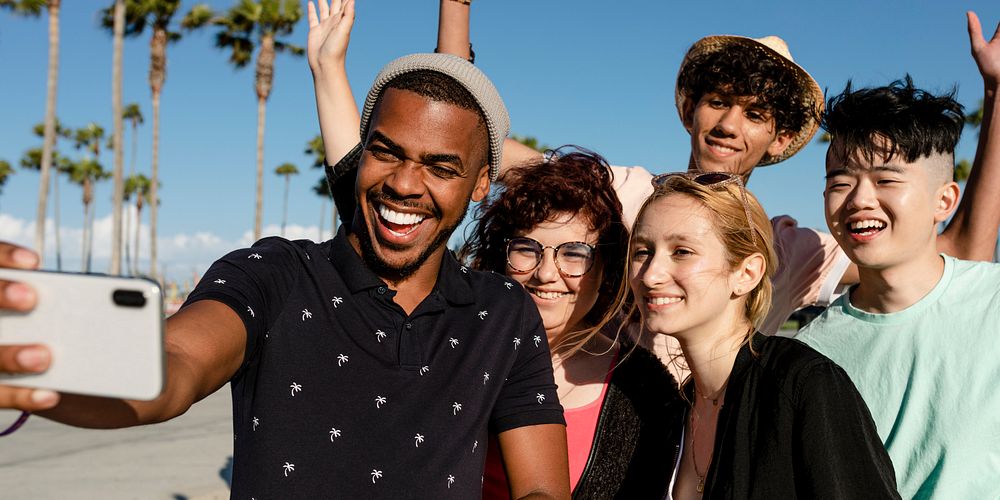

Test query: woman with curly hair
[464,147,679,498]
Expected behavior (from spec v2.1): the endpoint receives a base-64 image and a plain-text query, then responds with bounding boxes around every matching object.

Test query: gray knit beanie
[359,53,510,181]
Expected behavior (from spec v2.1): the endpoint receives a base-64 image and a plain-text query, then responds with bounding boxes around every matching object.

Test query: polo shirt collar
[328,227,475,306]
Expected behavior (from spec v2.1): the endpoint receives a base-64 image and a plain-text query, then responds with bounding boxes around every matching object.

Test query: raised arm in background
[307,0,358,168]
[937,12,1000,261]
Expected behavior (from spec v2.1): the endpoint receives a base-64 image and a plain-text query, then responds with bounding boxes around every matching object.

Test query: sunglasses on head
[650,171,758,245]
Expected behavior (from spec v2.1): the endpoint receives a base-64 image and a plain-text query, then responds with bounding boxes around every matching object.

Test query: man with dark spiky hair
[797,76,1000,499]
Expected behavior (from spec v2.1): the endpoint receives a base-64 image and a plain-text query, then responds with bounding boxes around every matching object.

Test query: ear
[765,130,795,159]
[471,164,491,202]
[681,98,696,132]
[932,180,961,223]
[731,252,766,298]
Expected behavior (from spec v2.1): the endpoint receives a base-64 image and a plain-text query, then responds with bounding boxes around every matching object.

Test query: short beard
[354,197,470,282]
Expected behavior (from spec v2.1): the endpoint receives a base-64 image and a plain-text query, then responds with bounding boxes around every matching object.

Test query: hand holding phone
[0,268,165,401]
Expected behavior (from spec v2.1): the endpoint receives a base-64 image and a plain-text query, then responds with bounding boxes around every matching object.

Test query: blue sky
[1,1,997,282]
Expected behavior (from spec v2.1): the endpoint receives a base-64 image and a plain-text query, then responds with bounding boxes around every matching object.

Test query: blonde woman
[627,173,898,499]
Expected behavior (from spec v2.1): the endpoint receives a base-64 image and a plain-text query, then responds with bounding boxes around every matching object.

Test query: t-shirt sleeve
[325,142,361,228]
[490,291,565,434]
[609,165,655,229]
[792,358,900,499]
[181,237,304,375]
[762,216,851,335]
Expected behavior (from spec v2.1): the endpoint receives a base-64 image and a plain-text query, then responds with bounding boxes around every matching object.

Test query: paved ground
[0,387,234,500]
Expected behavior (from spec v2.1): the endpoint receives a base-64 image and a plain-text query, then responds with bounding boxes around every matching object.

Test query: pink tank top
[482,351,617,498]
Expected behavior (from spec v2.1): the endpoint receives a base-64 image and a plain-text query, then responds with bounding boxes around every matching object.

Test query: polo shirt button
[377,286,387,295]
[405,322,412,329]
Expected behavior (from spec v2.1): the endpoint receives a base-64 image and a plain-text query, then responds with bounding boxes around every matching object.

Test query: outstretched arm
[307,0,359,168]
[938,12,1000,260]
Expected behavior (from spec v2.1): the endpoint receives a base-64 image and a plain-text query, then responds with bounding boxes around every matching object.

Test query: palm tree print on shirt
[533,335,541,347]
[371,469,382,483]
[483,372,490,385]
[420,365,430,376]
[249,253,262,259]
[331,296,343,308]
[447,475,455,489]
[301,309,312,321]
[513,338,521,350]
[337,354,348,367]
[247,306,255,318]
[452,402,462,415]
[375,330,387,342]
[505,282,513,290]
[283,462,295,477]
[330,428,341,441]
[375,396,387,408]
[214,279,226,284]
[536,393,546,404]
[290,382,302,396]
[414,434,424,447]
[449,338,459,348]
[473,440,478,454]
[478,310,488,320]
[252,417,259,431]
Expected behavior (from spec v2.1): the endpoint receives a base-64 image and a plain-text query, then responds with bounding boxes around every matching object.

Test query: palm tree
[19,120,72,270]
[121,103,144,269]
[124,174,152,275]
[100,0,201,281]
[312,177,330,241]
[0,160,13,211]
[274,162,298,236]
[1,0,62,262]
[66,158,111,272]
[306,134,336,238]
[107,0,127,275]
[70,123,109,272]
[186,0,305,241]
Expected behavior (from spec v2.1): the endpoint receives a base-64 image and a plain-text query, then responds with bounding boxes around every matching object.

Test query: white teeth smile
[708,143,738,154]
[648,296,683,305]
[848,219,886,233]
[530,289,569,300]
[378,205,428,226]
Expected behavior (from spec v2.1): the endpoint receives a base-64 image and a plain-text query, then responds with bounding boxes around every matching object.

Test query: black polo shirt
[184,230,564,498]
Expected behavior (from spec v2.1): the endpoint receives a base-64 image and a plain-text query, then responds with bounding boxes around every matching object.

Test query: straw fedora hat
[674,35,824,166]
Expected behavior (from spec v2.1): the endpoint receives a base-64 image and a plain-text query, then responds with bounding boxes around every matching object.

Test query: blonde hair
[624,177,777,335]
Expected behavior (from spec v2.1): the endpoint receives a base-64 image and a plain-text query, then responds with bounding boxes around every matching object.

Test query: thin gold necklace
[688,403,720,494]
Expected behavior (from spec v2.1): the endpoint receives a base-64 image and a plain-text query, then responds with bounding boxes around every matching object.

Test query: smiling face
[628,194,746,340]
[823,140,958,271]
[685,93,794,176]
[351,87,490,281]
[507,212,604,340]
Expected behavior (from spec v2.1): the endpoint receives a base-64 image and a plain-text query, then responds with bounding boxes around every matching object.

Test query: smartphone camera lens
[113,290,147,308]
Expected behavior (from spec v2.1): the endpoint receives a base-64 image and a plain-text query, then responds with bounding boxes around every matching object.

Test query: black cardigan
[696,334,900,500]
[571,342,683,499]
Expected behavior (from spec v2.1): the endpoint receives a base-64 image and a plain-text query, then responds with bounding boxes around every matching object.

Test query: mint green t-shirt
[796,255,1000,499]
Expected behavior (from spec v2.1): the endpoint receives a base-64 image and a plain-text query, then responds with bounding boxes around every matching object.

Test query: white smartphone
[0,268,165,400]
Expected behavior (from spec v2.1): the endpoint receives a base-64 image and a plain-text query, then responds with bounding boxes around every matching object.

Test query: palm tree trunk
[53,170,62,271]
[318,197,326,242]
[135,197,143,276]
[125,199,133,275]
[149,28,166,282]
[83,178,93,272]
[253,35,275,242]
[109,0,125,275]
[255,96,266,242]
[35,0,61,261]
[282,174,290,237]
